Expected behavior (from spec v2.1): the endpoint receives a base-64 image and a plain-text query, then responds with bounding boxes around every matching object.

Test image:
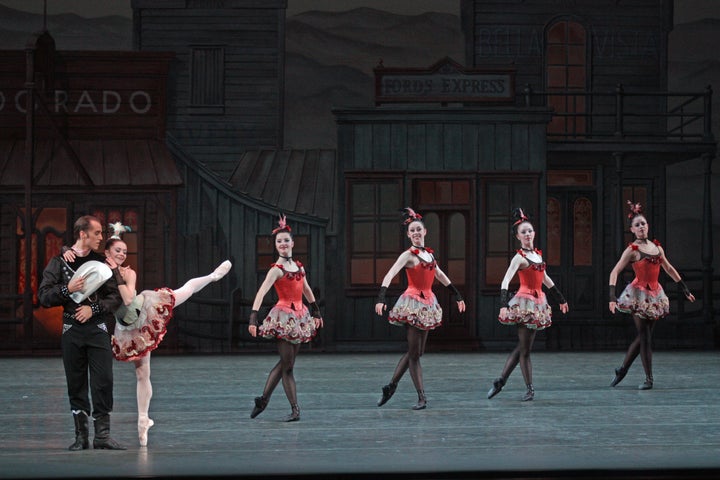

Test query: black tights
[620,315,655,379]
[260,341,301,406]
[389,326,429,393]
[498,326,537,385]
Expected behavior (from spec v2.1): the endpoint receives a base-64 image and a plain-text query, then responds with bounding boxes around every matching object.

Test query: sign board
[374,57,515,105]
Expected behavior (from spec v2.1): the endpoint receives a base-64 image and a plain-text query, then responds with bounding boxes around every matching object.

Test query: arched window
[546,20,587,138]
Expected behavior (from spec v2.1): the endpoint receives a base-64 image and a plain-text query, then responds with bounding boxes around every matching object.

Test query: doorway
[412,177,476,344]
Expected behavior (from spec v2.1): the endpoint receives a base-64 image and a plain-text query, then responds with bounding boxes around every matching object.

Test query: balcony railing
[522,83,714,142]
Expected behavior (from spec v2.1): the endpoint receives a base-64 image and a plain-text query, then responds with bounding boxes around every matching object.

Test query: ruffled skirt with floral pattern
[498,293,553,330]
[258,305,318,344]
[388,293,443,331]
[616,283,669,320]
[112,288,175,362]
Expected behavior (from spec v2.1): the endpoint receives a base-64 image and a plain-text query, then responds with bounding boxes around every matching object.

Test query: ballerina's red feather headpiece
[627,200,643,219]
[403,207,423,225]
[513,208,529,226]
[271,214,292,235]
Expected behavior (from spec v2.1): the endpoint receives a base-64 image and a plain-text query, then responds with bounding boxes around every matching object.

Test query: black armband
[61,284,71,298]
[310,302,321,318]
[548,285,567,305]
[500,289,509,307]
[609,285,617,303]
[676,279,692,298]
[90,302,102,317]
[111,267,125,286]
[376,286,388,305]
[446,283,464,302]
[249,310,259,326]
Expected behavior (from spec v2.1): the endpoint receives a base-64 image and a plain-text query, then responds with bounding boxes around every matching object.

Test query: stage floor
[1,351,719,479]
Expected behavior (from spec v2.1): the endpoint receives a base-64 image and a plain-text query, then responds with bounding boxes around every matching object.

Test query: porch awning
[0,139,182,188]
[228,149,336,224]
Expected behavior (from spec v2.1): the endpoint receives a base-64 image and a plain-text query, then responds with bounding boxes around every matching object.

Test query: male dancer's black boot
[68,411,89,451]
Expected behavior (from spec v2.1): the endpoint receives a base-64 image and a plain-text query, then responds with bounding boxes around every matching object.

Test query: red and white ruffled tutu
[388,293,443,331]
[616,284,669,320]
[258,305,318,344]
[112,287,175,362]
[498,293,552,330]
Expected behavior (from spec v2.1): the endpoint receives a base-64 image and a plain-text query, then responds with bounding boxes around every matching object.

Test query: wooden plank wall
[172,157,329,353]
[463,0,670,136]
[333,108,551,346]
[135,2,285,179]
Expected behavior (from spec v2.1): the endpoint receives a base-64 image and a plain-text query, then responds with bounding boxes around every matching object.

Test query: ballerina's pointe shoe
[211,260,232,281]
[138,417,154,447]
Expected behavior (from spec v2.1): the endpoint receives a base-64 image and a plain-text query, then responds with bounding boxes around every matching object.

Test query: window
[346,176,404,289]
[17,208,67,305]
[481,174,539,289]
[189,46,224,113]
[545,20,588,137]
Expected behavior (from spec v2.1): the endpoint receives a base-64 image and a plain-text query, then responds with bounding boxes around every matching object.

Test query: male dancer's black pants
[61,322,114,418]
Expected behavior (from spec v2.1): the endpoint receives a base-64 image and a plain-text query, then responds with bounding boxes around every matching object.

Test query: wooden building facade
[2,0,717,354]
[0,33,192,352]
[331,0,717,350]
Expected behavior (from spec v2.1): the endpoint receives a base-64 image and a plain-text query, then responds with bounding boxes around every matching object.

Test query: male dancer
[39,215,125,450]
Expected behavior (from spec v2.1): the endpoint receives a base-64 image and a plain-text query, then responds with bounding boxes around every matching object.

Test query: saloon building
[0,0,716,354]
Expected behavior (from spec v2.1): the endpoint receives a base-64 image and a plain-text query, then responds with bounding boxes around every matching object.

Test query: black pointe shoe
[283,404,300,422]
[487,377,506,399]
[638,376,653,390]
[522,383,535,402]
[610,366,628,387]
[377,382,397,407]
[412,391,427,410]
[250,396,268,419]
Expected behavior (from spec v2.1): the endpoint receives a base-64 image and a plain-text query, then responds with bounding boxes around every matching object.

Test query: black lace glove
[676,279,692,298]
[111,267,125,286]
[446,283,464,302]
[249,310,259,326]
[500,289,509,307]
[548,285,567,305]
[310,302,321,318]
[376,286,388,306]
[609,285,617,302]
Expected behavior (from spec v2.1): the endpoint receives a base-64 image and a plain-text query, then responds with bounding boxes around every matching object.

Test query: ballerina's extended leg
[173,260,232,306]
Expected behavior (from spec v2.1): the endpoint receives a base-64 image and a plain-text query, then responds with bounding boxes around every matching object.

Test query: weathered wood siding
[134,0,286,179]
[462,0,671,135]
[167,137,329,353]
[333,107,551,347]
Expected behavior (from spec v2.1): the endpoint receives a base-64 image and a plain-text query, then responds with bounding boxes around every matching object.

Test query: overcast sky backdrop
[1,0,718,22]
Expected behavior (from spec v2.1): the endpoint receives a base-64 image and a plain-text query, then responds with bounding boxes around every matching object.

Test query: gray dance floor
[1,351,719,479]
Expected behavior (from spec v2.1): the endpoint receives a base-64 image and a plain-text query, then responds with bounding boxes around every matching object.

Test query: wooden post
[700,152,715,343]
[23,43,35,346]
[612,151,624,256]
[704,85,714,142]
[614,83,624,137]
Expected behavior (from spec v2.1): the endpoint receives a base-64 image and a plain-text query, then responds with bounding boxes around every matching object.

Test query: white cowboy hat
[69,261,113,303]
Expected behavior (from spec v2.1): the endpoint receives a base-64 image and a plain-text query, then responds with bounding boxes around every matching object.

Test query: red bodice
[404,249,437,298]
[271,262,305,310]
[628,242,663,292]
[516,249,546,299]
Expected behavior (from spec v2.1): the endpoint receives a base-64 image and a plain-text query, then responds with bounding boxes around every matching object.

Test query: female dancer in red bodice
[608,201,695,389]
[374,207,465,410]
[487,208,568,401]
[248,215,323,421]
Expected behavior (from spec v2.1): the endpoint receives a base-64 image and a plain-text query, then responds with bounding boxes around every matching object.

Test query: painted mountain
[284,8,465,148]
[0,4,718,149]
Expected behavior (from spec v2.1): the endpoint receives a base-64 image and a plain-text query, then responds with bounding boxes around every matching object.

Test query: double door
[413,177,475,344]
[545,190,601,324]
